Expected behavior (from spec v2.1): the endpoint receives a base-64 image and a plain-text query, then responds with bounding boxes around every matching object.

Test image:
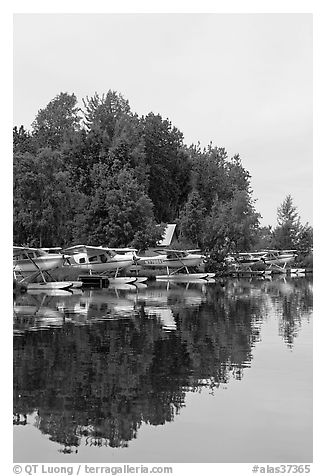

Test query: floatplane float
[134,248,215,282]
[13,246,82,291]
[62,245,148,285]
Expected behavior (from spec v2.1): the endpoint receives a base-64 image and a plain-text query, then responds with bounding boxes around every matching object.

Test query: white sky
[13,13,312,227]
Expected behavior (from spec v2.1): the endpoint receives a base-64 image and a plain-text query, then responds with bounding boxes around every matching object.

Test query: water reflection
[13,276,312,454]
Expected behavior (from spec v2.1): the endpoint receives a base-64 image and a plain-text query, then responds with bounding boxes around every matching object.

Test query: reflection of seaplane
[62,245,147,284]
[13,292,68,333]
[68,290,137,322]
[135,249,215,281]
[131,281,209,330]
[13,246,77,290]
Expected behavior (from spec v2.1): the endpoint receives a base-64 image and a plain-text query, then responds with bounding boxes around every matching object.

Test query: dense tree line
[13,90,312,264]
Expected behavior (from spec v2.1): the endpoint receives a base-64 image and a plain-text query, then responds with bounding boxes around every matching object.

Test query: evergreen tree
[32,92,81,149]
[273,195,301,249]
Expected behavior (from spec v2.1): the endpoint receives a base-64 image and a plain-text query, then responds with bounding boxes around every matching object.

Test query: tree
[187,145,252,214]
[203,190,261,269]
[73,164,160,247]
[142,113,191,222]
[63,92,149,195]
[13,149,81,246]
[82,91,131,136]
[13,126,37,154]
[254,225,273,250]
[32,92,81,149]
[178,190,207,247]
[295,222,313,267]
[273,195,301,249]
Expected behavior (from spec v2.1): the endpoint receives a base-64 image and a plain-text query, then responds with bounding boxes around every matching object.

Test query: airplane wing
[41,247,63,252]
[62,245,89,254]
[63,245,107,254]
[63,245,118,258]
[166,249,189,258]
[13,245,40,257]
[13,245,38,251]
[107,248,138,253]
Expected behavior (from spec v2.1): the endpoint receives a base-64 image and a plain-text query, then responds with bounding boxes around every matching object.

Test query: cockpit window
[79,257,86,264]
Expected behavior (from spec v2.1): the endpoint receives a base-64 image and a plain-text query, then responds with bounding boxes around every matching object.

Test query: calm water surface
[13,277,313,463]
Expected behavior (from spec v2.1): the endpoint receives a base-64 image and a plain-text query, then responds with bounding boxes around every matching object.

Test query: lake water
[13,276,313,463]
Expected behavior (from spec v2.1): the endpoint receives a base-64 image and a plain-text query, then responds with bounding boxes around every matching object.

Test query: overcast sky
[13,13,312,226]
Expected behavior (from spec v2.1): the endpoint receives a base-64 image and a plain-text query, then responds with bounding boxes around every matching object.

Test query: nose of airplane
[193,253,206,263]
[122,254,136,265]
[62,254,72,265]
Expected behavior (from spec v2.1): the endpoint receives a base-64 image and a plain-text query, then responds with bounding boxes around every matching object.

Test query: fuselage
[65,251,134,272]
[138,252,204,269]
[227,253,265,268]
[13,249,64,273]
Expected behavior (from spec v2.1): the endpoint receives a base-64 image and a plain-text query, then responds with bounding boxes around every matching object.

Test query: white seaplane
[225,251,267,269]
[62,245,147,285]
[260,249,297,271]
[135,249,215,281]
[226,249,297,273]
[13,246,79,291]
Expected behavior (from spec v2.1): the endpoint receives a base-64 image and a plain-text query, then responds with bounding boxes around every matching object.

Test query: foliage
[83,91,131,135]
[13,149,81,246]
[178,190,207,247]
[13,89,264,253]
[273,195,301,249]
[187,145,251,213]
[72,164,159,247]
[254,225,274,250]
[271,195,313,264]
[203,190,260,257]
[142,113,191,222]
[32,92,81,149]
[13,126,37,154]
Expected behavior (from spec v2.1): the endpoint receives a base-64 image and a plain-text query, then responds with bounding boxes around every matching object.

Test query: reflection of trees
[262,276,313,347]
[13,281,278,452]
[174,285,264,387]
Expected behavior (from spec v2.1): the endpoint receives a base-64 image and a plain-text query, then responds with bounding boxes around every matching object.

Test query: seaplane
[225,251,267,270]
[135,249,215,281]
[225,249,297,273]
[260,249,297,272]
[62,245,147,285]
[13,246,78,291]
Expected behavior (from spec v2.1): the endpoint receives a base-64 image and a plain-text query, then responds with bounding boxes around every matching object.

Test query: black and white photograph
[11,4,317,474]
